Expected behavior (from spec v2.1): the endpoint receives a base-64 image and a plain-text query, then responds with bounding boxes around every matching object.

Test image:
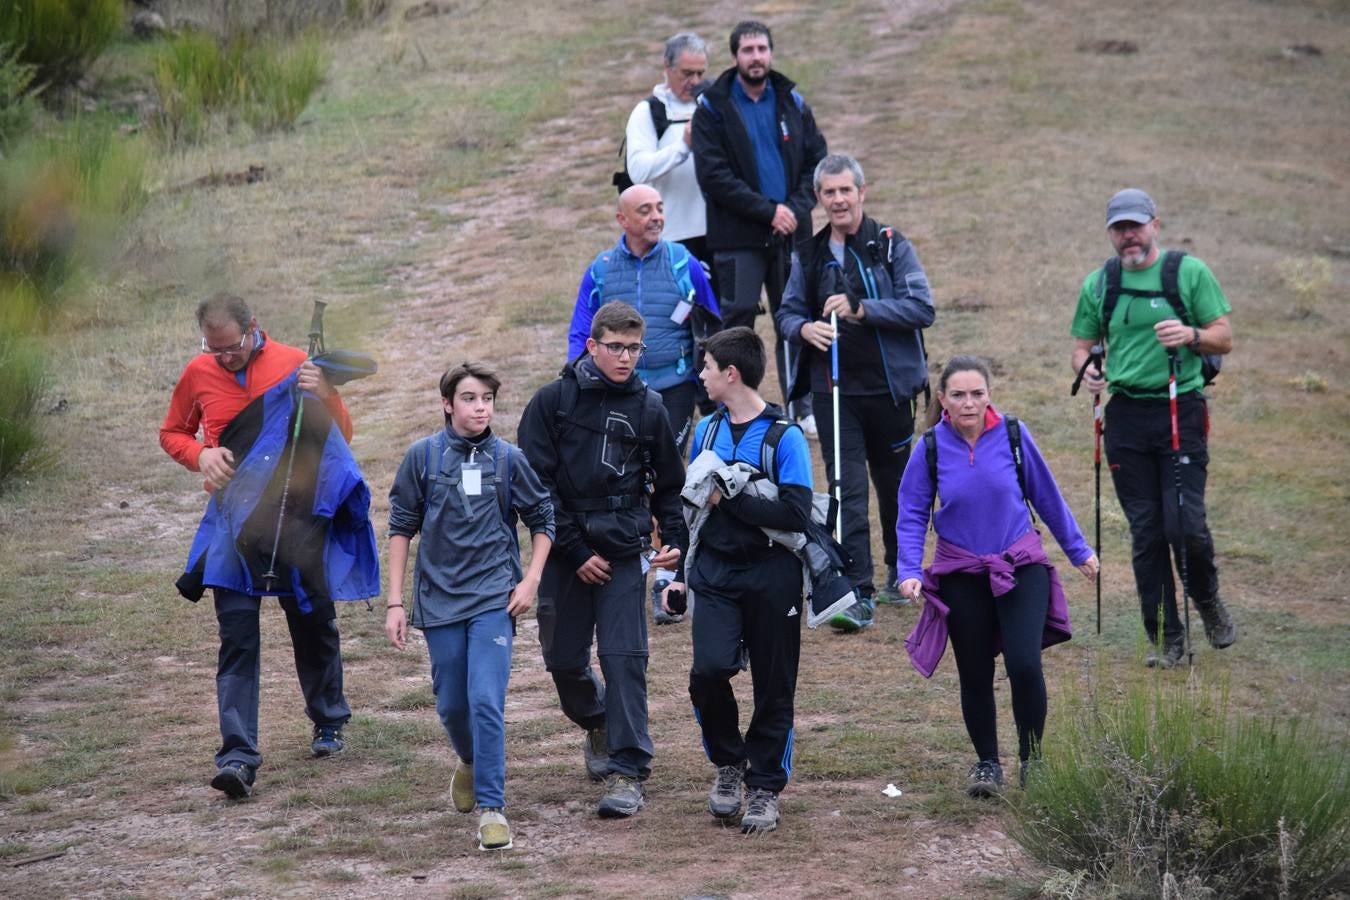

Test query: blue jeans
[213,589,350,770]
[424,608,514,809]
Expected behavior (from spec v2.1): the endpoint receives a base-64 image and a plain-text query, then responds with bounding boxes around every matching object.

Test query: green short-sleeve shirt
[1071,252,1230,398]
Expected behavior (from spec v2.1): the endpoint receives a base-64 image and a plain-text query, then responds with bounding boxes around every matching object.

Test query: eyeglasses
[200,331,252,357]
[598,341,646,359]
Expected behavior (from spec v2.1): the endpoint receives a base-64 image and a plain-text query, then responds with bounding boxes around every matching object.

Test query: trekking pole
[830,307,842,540]
[262,301,327,593]
[1071,344,1105,634]
[1167,349,1193,667]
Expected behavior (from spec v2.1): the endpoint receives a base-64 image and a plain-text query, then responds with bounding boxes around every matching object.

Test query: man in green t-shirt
[1070,188,1238,668]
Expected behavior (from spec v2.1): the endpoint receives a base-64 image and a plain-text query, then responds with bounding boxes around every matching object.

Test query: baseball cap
[1106,188,1156,226]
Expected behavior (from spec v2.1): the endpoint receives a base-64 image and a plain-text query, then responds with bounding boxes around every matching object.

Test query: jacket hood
[442,424,497,455]
[566,354,645,396]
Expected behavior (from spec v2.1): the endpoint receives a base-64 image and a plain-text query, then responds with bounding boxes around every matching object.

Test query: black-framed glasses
[200,330,253,357]
[598,341,646,358]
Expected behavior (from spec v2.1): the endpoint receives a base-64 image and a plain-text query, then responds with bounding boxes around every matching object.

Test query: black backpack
[1100,250,1222,385]
[611,96,686,193]
[923,415,1035,524]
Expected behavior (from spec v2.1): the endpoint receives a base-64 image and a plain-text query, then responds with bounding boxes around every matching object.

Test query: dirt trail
[0,2,1055,898]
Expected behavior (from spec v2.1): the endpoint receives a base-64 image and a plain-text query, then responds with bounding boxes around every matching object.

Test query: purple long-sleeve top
[896,406,1092,584]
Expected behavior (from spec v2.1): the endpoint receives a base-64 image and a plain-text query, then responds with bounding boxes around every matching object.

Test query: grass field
[1,0,1347,897]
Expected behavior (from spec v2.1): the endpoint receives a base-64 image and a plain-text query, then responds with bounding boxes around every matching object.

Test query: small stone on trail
[903,866,920,876]
[119,500,129,509]
[1077,39,1139,55]
[1283,43,1322,58]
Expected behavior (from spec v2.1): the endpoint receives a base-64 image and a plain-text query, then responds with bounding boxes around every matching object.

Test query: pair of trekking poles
[1071,345,1194,665]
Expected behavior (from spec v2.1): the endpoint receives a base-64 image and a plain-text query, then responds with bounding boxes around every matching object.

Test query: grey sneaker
[966,759,1005,798]
[654,606,683,625]
[829,597,875,633]
[740,788,780,833]
[1196,595,1238,649]
[1145,640,1186,669]
[708,762,746,820]
[583,725,608,782]
[596,773,645,818]
[210,763,255,799]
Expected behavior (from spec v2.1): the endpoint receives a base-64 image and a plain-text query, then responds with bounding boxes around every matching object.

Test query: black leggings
[941,564,1049,763]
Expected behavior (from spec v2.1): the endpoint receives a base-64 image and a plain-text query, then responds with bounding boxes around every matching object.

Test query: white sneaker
[797,414,818,438]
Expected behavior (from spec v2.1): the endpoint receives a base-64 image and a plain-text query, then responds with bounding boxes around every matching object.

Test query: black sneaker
[966,759,1004,798]
[740,788,779,833]
[311,724,345,758]
[596,773,645,818]
[583,725,608,783]
[1019,758,1043,789]
[211,763,255,799]
[1196,595,1238,649]
[875,566,907,605]
[708,762,746,820]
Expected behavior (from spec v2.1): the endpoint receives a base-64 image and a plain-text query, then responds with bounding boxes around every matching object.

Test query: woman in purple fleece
[896,356,1098,797]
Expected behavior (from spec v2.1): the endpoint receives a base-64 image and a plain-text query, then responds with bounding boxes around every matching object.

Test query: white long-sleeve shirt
[624,83,706,242]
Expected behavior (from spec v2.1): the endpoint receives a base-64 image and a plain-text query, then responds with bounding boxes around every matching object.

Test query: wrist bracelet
[386,604,403,609]
[1189,327,1201,351]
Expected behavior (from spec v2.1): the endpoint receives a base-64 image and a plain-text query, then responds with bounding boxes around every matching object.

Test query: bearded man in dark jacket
[517,301,687,820]
[693,19,827,433]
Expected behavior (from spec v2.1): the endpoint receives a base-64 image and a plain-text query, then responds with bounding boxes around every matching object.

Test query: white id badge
[461,464,482,496]
[670,299,692,325]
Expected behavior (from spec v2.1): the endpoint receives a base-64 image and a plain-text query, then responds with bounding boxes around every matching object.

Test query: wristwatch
[1189,327,1201,351]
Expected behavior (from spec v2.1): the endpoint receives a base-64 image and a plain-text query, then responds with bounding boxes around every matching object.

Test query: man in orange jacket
[160,292,355,799]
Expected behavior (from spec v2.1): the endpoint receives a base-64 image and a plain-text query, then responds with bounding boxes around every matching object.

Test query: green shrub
[0,0,122,88]
[0,43,38,146]
[0,119,148,307]
[0,296,47,486]
[153,30,327,145]
[1010,678,1349,898]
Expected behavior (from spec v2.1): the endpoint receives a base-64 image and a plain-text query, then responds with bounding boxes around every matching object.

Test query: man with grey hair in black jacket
[777,153,935,633]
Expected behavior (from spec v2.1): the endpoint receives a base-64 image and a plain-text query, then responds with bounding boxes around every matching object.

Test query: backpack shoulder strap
[923,427,938,503]
[789,88,806,113]
[423,431,446,497]
[759,418,794,481]
[1005,415,1036,523]
[552,376,579,439]
[645,94,669,137]
[699,409,726,454]
[1100,256,1122,340]
[1160,249,1190,324]
[667,240,694,298]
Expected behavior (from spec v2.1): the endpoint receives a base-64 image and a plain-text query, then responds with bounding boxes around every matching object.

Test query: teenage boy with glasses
[519,301,689,819]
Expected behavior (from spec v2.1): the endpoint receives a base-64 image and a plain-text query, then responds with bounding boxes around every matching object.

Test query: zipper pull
[779,118,789,141]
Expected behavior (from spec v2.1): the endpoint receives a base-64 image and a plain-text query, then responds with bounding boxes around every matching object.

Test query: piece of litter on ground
[883,783,903,798]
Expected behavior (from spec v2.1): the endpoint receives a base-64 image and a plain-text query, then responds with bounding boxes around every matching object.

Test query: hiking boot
[477,808,512,851]
[1019,758,1042,790]
[1196,595,1238,649]
[451,758,475,813]
[1145,640,1186,669]
[740,788,780,834]
[210,762,255,800]
[596,773,645,818]
[797,414,818,438]
[583,725,609,782]
[875,566,907,605]
[311,724,345,758]
[966,759,1005,798]
[829,597,875,633]
[708,762,747,820]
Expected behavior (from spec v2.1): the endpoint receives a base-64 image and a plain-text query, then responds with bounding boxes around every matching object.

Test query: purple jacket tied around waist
[904,530,1072,678]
